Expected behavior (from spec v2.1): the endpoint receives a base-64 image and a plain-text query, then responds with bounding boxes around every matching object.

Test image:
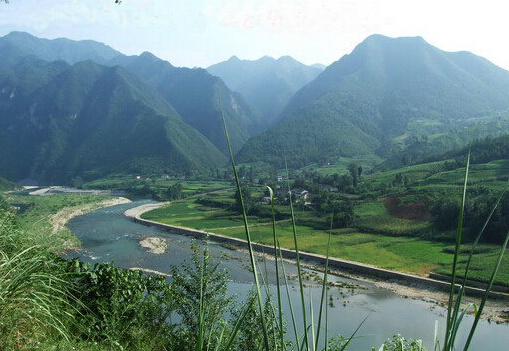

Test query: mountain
[236,35,509,167]
[207,55,323,126]
[112,52,263,154]
[0,32,262,155]
[0,59,226,183]
[0,31,122,65]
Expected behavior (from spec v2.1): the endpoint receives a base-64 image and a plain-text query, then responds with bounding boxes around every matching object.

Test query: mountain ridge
[0,31,262,155]
[237,34,509,167]
[0,58,226,182]
[207,55,323,127]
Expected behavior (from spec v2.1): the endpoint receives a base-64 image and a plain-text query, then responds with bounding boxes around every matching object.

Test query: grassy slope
[6,193,114,252]
[0,175,17,191]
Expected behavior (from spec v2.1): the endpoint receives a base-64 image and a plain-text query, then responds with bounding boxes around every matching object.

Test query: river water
[65,201,508,350]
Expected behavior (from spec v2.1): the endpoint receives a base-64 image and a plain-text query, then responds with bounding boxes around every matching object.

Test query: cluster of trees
[310,191,355,228]
[430,191,509,243]
[294,172,356,194]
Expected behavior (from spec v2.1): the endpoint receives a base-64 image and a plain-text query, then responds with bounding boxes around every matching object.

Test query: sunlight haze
[1,0,509,69]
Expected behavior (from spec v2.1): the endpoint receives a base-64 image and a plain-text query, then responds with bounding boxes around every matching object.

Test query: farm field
[142,194,509,287]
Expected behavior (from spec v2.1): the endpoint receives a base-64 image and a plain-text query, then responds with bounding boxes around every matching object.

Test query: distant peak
[228,55,240,61]
[277,55,296,63]
[259,55,275,62]
[4,31,36,39]
[363,33,427,44]
[140,51,156,58]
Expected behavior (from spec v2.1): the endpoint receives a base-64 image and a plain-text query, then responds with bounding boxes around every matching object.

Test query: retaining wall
[130,215,509,300]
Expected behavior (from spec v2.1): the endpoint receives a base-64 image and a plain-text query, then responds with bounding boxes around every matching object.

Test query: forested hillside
[0,58,226,183]
[0,31,261,160]
[237,35,509,167]
[113,52,263,154]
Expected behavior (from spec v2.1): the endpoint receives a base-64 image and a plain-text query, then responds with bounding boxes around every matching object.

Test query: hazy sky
[1,0,509,70]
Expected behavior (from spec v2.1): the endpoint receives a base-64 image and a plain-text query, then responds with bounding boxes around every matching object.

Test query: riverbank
[6,193,132,253]
[126,201,509,323]
[49,196,132,252]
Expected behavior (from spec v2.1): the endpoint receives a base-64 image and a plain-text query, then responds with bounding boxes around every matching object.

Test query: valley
[1,22,509,351]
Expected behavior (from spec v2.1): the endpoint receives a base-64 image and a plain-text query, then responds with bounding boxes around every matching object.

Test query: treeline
[417,134,509,168]
[430,191,509,244]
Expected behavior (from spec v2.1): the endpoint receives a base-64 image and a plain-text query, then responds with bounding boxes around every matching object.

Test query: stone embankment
[125,203,509,300]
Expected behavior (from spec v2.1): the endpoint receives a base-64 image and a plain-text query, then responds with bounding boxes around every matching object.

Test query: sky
[1,0,509,70]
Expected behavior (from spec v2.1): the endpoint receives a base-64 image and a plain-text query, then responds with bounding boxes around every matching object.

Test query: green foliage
[376,334,425,351]
[67,259,174,349]
[8,193,109,252]
[170,243,232,350]
[0,174,17,191]
[0,196,73,349]
[311,191,355,228]
[233,186,253,215]
[230,291,284,351]
[430,192,509,244]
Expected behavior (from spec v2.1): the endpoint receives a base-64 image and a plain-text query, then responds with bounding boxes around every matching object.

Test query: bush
[66,260,174,349]
[376,334,426,351]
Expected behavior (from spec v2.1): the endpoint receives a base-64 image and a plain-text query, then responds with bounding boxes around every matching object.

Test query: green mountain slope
[237,35,509,167]
[0,32,261,155]
[0,60,226,183]
[207,55,323,126]
[113,52,263,154]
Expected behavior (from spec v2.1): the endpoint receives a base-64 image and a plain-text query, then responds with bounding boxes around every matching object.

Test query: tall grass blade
[449,180,509,342]
[444,151,470,350]
[222,298,256,351]
[196,250,205,351]
[339,313,370,351]
[220,104,270,351]
[463,229,509,351]
[325,285,329,351]
[278,240,300,351]
[309,288,315,351]
[449,303,473,349]
[315,212,333,350]
[268,185,286,350]
[257,254,279,351]
[285,159,310,351]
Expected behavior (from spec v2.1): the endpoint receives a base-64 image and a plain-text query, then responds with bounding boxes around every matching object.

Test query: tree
[170,244,232,351]
[348,162,359,187]
[233,186,252,214]
[249,166,254,183]
[167,182,182,200]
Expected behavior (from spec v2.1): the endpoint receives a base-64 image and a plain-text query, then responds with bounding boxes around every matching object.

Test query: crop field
[143,194,508,286]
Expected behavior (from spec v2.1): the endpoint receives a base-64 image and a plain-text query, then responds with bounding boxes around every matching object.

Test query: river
[64,200,508,350]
